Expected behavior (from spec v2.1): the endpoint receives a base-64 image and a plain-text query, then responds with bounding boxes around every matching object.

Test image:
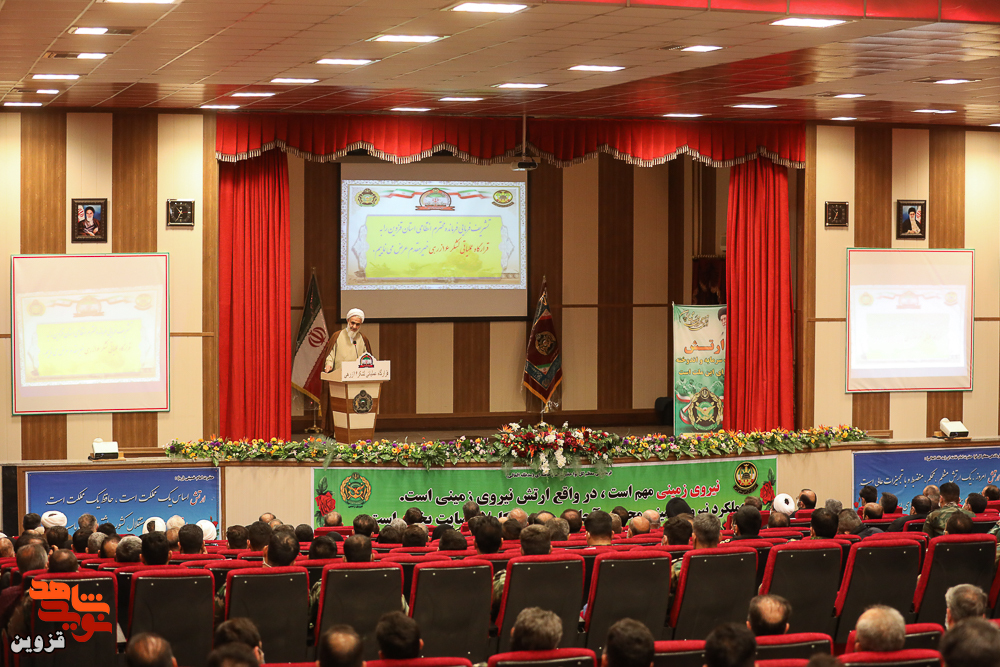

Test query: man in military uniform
[924,482,974,538]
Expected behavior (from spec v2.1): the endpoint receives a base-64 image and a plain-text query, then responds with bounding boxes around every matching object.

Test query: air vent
[659,45,686,51]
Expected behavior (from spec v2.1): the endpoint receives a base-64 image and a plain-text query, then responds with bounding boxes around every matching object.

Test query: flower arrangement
[165,424,867,476]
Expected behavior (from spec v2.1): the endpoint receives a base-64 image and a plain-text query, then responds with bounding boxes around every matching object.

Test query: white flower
[562,422,569,429]
[573,430,583,439]
[508,423,520,431]
[544,433,556,444]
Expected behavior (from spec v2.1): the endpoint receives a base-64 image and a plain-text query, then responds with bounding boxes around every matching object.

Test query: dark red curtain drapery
[724,157,794,432]
[219,150,292,440]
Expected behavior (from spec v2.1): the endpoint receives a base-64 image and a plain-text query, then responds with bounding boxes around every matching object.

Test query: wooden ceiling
[4,0,1000,125]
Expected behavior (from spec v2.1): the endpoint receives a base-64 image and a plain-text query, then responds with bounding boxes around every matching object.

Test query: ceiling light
[451,2,528,12]
[913,109,956,114]
[440,97,483,102]
[372,35,442,43]
[832,117,856,121]
[771,17,847,28]
[36,89,59,94]
[835,93,865,98]
[232,92,276,97]
[4,102,43,107]
[391,107,431,112]
[934,79,973,85]
[681,45,723,52]
[664,113,704,118]
[103,0,174,3]
[33,74,79,80]
[270,78,318,84]
[495,82,547,89]
[318,58,377,66]
[77,53,107,59]
[200,104,240,110]
[569,65,624,72]
[732,103,777,109]
[73,27,108,35]
[991,124,1000,128]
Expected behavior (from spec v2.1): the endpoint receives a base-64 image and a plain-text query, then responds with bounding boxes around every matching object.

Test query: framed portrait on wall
[825,201,849,228]
[896,200,926,240]
[71,198,109,244]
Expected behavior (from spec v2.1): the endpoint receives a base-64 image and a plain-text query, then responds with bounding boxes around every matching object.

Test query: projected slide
[847,249,973,392]
[12,254,169,414]
[340,166,527,319]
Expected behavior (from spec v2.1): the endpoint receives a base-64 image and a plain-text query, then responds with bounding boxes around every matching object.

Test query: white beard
[347,328,359,341]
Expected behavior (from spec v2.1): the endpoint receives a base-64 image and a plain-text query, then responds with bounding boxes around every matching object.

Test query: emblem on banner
[358,353,375,369]
[534,332,557,356]
[492,190,514,207]
[679,309,709,332]
[416,188,454,211]
[733,461,759,495]
[340,473,372,508]
[356,188,380,207]
[689,387,722,430]
[353,390,373,414]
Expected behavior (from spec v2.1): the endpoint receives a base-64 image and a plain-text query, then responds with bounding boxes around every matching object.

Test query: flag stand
[304,398,323,434]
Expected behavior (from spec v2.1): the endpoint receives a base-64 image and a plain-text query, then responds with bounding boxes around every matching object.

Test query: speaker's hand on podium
[324,362,333,372]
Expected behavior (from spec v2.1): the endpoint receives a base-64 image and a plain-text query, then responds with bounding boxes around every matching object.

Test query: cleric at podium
[322,308,373,434]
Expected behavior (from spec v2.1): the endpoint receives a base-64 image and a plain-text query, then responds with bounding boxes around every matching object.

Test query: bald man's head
[318,625,364,667]
[627,516,650,537]
[642,510,661,528]
[126,632,177,667]
[747,595,792,636]
[797,489,817,510]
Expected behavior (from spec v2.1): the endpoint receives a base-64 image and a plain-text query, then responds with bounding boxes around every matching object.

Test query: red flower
[759,481,775,504]
[316,491,335,515]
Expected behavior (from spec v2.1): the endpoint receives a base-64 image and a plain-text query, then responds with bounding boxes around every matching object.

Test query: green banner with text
[313,456,776,527]
[673,304,726,433]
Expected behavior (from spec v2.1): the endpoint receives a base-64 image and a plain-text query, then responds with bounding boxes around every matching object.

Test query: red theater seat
[912,534,996,624]
[845,623,945,653]
[755,633,833,661]
[489,649,597,667]
[759,540,842,635]
[838,650,941,667]
[129,569,214,667]
[582,551,672,653]
[495,554,585,653]
[410,559,493,663]
[368,658,473,667]
[316,561,404,661]
[667,546,757,640]
[225,566,309,663]
[653,640,705,667]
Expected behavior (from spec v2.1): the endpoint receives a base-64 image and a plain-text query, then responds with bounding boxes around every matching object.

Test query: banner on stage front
[673,304,726,433]
[853,446,1000,513]
[312,456,776,526]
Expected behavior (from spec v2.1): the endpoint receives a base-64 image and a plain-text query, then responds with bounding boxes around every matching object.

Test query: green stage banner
[313,456,776,527]
[673,304,726,433]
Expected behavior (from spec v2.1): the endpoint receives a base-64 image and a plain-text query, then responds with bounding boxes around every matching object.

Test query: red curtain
[219,150,291,440]
[724,157,794,431]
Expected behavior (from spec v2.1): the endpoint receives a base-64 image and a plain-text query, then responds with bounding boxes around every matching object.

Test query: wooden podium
[321,353,391,445]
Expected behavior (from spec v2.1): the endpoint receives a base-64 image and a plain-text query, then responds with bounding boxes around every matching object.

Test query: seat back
[130,569,214,667]
[317,562,404,661]
[488,648,597,667]
[381,554,450,599]
[410,559,493,663]
[367,658,473,667]
[584,551,671,653]
[833,540,922,643]
[25,572,117,667]
[726,539,775,589]
[913,534,997,624]
[669,547,758,640]
[168,553,224,565]
[759,540,842,635]
[652,640,705,667]
[845,623,946,653]
[225,566,309,663]
[299,557,343,587]
[203,561,262,594]
[754,633,833,661]
[838,650,941,667]
[496,554,585,653]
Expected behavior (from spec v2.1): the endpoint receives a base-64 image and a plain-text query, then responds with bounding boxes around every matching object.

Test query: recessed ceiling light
[4,102,43,107]
[569,65,625,72]
[681,45,723,52]
[732,103,777,109]
[270,78,318,84]
[36,89,59,94]
[835,93,865,99]
[391,107,431,112]
[372,35,442,43]
[664,113,704,118]
[103,0,174,4]
[934,79,973,85]
[317,58,377,66]
[913,109,956,114]
[991,124,1000,128]
[33,74,79,80]
[832,117,856,121]
[771,17,846,28]
[495,82,547,89]
[451,2,528,13]
[440,97,484,102]
[73,27,109,35]
[200,104,240,110]
[232,92,276,97]
[77,53,107,59]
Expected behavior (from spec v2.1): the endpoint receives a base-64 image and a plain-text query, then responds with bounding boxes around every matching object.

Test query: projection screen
[846,248,974,392]
[12,254,170,414]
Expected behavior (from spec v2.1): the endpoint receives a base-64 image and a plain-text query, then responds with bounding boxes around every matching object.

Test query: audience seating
[409,559,493,663]
[23,571,117,667]
[82,557,117,570]
[382,553,451,599]
[759,540,843,635]
[832,539,922,643]
[198,560,263,593]
[754,633,832,661]
[168,553,224,565]
[111,563,182,622]
[667,546,758,640]
[297,557,344,587]
[488,648,597,667]
[315,526,354,537]
[912,534,996,624]
[316,561,405,661]
[652,640,705,667]
[129,569,214,667]
[224,565,309,663]
[838,650,941,667]
[845,623,946,653]
[755,660,809,667]
[212,548,252,558]
[724,538,776,589]
[495,554,585,653]
[582,551,672,653]
[367,658,474,667]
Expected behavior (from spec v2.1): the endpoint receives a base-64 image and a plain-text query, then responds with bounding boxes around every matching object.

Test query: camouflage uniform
[922,503,974,538]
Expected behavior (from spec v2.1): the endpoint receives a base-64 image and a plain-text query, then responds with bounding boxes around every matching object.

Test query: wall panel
[966,132,1000,319]
[527,162,563,412]
[814,322,852,427]
[965,321,1000,438]
[562,159,599,306]
[798,124,817,430]
[66,114,113,254]
[632,307,669,410]
[453,322,490,413]
[0,116,21,461]
[490,321,527,413]
[633,164,670,304]
[378,323,417,414]
[891,128,929,250]
[815,125,855,320]
[202,113,219,438]
[416,323,454,414]
[561,307,598,410]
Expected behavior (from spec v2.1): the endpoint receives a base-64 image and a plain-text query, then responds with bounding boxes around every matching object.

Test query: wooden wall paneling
[378,323,417,414]
[453,322,490,413]
[303,161,341,328]
[597,154,634,410]
[526,162,563,412]
[700,164,717,255]
[20,111,68,459]
[926,127,966,435]
[852,392,890,431]
[797,124,817,429]
[666,157,687,388]
[202,113,220,437]
[111,112,159,449]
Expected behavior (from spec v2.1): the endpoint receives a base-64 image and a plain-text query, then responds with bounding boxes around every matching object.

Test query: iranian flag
[292,274,329,408]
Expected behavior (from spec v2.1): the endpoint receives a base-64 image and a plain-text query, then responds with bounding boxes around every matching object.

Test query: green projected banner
[673,304,727,433]
[312,456,777,527]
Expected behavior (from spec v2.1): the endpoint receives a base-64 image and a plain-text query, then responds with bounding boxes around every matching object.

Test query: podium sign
[322,354,390,445]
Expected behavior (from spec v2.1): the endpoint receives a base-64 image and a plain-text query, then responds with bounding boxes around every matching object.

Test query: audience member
[983,485,1000,502]
[0,543,46,627]
[309,535,339,560]
[100,534,121,559]
[925,482,974,538]
[87,531,106,554]
[178,524,206,554]
[259,513,276,524]
[166,515,186,531]
[78,513,98,532]
[97,522,118,538]
[141,532,172,566]
[806,655,842,667]
[768,512,791,528]
[562,509,584,534]
[546,517,570,541]
[475,516,503,554]
[945,584,989,629]
[343,535,373,563]
[41,510,67,530]
[205,643,260,667]
[463,500,480,522]
[965,493,988,515]
[940,617,1000,667]
[666,498,693,518]
[747,595,792,636]
[317,625,364,667]
[510,606,562,651]
[377,526,402,544]
[881,493,899,515]
[704,622,756,667]
[584,510,614,547]
[353,514,377,537]
[431,524,453,541]
[468,515,487,536]
[226,525,249,549]
[377,611,422,659]
[143,517,166,534]
[854,605,905,652]
[810,508,838,539]
[72,528,93,553]
[247,521,272,551]
[502,519,523,541]
[603,618,655,667]
[44,525,71,550]
[48,548,78,573]
[117,535,142,563]
[838,510,881,538]
[402,524,429,547]
[642,509,661,530]
[493,525,550,616]
[610,514,623,535]
[627,516,650,537]
[197,520,217,542]
[323,511,344,527]
[947,512,974,535]
[825,498,844,515]
[731,506,761,540]
[0,538,14,559]
[663,516,693,546]
[214,617,265,663]
[743,497,763,511]
[22,513,41,533]
[216,532,299,621]
[165,528,180,551]
[508,508,528,525]
[924,485,942,510]
[671,514,720,587]
[798,489,817,510]
[126,632,178,667]
[887,495,933,532]
[859,485,878,510]
[772,494,796,517]
[611,506,631,528]
[294,524,314,543]
[439,530,467,551]
[403,508,424,526]
[862,503,883,520]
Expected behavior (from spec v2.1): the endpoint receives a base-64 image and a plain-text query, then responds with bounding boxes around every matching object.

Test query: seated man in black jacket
[886,495,932,532]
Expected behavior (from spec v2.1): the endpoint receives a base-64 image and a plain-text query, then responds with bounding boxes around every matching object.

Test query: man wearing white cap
[41,511,67,529]
[321,309,373,434]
